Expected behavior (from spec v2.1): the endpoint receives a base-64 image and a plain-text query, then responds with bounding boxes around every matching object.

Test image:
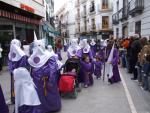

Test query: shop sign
[20,4,35,13]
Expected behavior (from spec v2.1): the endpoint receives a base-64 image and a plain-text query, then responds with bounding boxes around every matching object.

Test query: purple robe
[81,49,93,60]
[93,61,102,78]
[67,49,82,59]
[90,45,97,57]
[64,45,68,52]
[8,55,29,73]
[80,60,94,86]
[31,56,61,113]
[56,49,62,61]
[110,48,121,83]
[8,55,29,103]
[98,47,106,63]
[0,85,9,113]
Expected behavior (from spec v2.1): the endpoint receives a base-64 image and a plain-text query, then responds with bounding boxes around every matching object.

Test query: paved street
[0,51,150,113]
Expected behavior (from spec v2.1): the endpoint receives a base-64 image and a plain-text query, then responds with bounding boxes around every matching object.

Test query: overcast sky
[54,0,66,14]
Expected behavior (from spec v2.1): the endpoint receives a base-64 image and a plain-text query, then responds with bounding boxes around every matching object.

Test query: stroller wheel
[71,88,78,99]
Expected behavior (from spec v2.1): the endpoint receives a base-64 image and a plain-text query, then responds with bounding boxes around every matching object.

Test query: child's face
[85,57,90,62]
[96,57,100,61]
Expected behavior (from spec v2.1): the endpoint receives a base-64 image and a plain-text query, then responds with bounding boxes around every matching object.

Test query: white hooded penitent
[28,31,53,68]
[82,39,90,53]
[14,67,41,113]
[8,39,26,61]
[68,39,80,57]
[90,39,96,46]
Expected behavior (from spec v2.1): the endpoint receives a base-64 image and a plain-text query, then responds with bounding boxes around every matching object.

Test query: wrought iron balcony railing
[112,12,119,25]
[129,0,144,16]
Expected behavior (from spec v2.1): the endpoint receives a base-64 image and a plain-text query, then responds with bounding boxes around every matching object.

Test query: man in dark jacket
[130,38,142,80]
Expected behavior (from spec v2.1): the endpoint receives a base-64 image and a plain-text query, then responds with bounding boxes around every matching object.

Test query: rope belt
[42,76,49,96]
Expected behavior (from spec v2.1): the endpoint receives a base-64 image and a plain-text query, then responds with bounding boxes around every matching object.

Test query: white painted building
[75,0,113,40]
[56,0,114,40]
[56,0,76,39]
[112,0,149,39]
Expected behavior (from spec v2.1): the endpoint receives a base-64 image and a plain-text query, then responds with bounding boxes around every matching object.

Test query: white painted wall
[66,0,76,38]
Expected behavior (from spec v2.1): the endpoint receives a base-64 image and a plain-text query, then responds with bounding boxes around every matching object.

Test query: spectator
[0,43,3,73]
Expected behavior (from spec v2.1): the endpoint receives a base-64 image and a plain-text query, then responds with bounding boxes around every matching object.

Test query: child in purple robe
[81,55,94,88]
[93,55,103,80]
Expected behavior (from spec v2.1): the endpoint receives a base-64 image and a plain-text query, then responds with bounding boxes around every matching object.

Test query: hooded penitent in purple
[8,39,29,104]
[67,39,81,59]
[90,39,97,57]
[106,44,121,83]
[111,48,121,83]
[0,85,9,113]
[28,41,61,113]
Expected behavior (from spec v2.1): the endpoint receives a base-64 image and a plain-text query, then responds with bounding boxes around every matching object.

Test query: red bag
[59,75,75,92]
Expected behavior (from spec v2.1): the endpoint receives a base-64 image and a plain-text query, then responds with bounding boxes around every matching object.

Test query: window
[117,1,119,11]
[92,18,96,30]
[84,5,86,15]
[116,28,119,38]
[135,21,141,35]
[78,23,80,32]
[84,20,87,31]
[102,16,109,29]
[102,0,108,9]
[90,1,95,12]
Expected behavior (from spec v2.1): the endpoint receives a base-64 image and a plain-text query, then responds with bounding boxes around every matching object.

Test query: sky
[54,0,66,14]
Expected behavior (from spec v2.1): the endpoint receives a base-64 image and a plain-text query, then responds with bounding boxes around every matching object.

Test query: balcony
[118,6,128,21]
[112,12,119,25]
[129,0,144,16]
[75,0,79,7]
[80,0,86,4]
[81,11,86,18]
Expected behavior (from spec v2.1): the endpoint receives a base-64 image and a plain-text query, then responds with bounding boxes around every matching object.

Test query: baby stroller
[59,58,80,99]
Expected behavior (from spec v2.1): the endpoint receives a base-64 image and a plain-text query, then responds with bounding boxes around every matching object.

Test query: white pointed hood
[47,45,63,69]
[90,39,96,46]
[68,39,80,57]
[14,67,41,113]
[28,46,51,68]
[82,39,90,53]
[8,43,26,61]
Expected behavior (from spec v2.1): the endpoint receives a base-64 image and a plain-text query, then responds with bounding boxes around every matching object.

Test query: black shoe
[108,79,113,84]
[131,78,137,80]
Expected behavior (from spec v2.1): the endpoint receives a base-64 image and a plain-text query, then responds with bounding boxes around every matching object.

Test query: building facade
[56,0,76,40]
[112,0,149,39]
[75,0,113,40]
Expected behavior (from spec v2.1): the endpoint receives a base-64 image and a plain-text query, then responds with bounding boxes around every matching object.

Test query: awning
[43,21,60,37]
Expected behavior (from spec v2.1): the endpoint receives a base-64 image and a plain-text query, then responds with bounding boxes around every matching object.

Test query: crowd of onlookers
[118,35,150,91]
